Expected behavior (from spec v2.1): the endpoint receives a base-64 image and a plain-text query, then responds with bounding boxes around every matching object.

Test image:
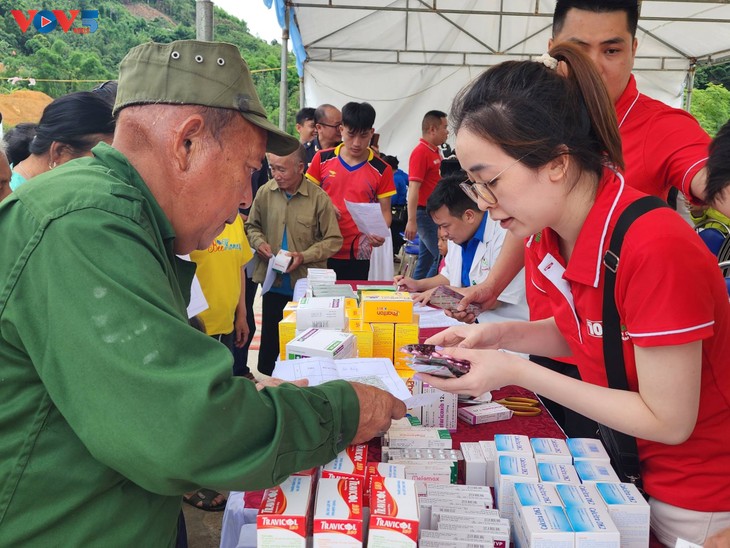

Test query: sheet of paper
[272,357,339,385]
[292,277,309,301]
[272,357,412,402]
[177,255,209,318]
[345,200,390,238]
[261,256,277,295]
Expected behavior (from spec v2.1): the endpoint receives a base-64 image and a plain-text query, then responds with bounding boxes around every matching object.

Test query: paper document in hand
[272,357,437,408]
[261,256,277,294]
[345,200,390,238]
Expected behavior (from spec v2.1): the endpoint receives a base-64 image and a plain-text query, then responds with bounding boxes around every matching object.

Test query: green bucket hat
[114,40,298,156]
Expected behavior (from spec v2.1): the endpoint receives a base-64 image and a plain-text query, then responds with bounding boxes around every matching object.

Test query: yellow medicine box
[369,322,395,361]
[393,315,419,369]
[278,312,298,360]
[361,293,413,324]
[349,317,365,332]
[352,329,374,358]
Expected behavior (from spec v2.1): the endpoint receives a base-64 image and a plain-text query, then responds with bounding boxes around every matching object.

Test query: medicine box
[361,292,413,323]
[567,437,611,464]
[513,482,562,508]
[364,462,406,504]
[437,519,510,548]
[296,297,346,331]
[393,317,419,369]
[557,483,606,509]
[478,440,498,487]
[321,444,368,480]
[272,249,292,273]
[530,437,573,464]
[312,477,364,548]
[286,328,355,360]
[513,505,574,548]
[307,268,337,284]
[494,434,532,456]
[257,475,313,548]
[537,462,582,485]
[565,505,620,547]
[369,322,394,361]
[495,455,538,522]
[384,428,452,449]
[420,529,494,547]
[368,478,420,548]
[350,329,373,358]
[575,461,621,484]
[278,312,298,360]
[460,442,488,486]
[409,380,458,430]
[428,506,501,532]
[458,402,513,425]
[596,482,650,548]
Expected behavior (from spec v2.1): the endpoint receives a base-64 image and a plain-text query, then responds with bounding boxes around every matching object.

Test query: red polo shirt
[408,138,442,207]
[526,169,730,510]
[527,75,711,324]
[617,75,710,202]
[306,144,395,260]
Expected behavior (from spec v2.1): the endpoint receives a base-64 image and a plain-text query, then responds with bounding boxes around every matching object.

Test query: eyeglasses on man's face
[318,121,342,129]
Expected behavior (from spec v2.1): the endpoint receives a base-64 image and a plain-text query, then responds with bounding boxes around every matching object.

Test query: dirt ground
[0,89,53,128]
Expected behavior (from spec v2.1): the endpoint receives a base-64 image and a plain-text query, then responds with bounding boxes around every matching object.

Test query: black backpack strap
[600,195,668,488]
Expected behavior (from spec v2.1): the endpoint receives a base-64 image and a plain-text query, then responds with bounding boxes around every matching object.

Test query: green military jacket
[0,144,358,546]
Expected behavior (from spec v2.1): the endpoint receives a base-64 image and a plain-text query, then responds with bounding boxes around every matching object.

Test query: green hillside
[0,0,300,133]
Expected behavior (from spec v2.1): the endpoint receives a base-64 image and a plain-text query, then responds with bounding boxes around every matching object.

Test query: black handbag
[599,195,668,493]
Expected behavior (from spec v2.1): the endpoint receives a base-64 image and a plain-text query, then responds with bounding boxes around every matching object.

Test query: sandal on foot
[183,488,227,512]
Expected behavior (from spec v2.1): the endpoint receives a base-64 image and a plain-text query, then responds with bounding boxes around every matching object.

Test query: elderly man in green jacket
[0,40,405,546]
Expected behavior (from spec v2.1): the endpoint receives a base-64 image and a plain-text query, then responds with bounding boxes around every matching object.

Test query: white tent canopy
[288,0,730,163]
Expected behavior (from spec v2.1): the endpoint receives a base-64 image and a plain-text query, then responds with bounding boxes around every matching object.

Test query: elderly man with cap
[0,40,405,546]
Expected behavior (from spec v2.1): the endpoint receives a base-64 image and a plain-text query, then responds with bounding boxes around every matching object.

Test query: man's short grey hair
[0,139,7,158]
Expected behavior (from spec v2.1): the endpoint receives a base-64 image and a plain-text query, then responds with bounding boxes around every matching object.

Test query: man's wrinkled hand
[349,382,406,444]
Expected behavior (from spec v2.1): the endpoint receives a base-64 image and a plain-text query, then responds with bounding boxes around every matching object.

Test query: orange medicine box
[361,293,413,323]
[257,475,313,548]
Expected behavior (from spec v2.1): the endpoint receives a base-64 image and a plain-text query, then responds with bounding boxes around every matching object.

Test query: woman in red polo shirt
[423,43,730,545]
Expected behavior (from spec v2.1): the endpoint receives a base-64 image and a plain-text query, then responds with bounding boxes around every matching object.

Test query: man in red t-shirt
[405,110,449,280]
[306,101,395,280]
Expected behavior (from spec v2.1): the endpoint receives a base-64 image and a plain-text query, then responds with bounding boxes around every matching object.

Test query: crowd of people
[1,0,730,546]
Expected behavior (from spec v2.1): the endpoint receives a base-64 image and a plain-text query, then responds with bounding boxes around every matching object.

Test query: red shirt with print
[526,170,730,510]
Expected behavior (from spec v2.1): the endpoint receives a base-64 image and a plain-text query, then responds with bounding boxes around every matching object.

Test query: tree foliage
[689,83,730,137]
[0,0,300,134]
[695,63,730,91]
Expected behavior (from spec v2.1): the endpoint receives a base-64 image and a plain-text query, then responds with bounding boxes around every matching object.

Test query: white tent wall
[293,0,730,166]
